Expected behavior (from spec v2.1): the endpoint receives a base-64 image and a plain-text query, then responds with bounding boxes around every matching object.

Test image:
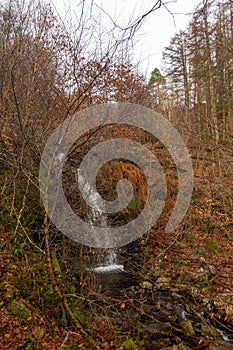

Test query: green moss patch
[8,299,31,319]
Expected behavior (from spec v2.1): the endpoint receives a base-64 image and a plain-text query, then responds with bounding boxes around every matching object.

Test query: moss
[206,237,218,254]
[121,338,137,350]
[17,335,41,349]
[0,203,17,228]
[3,282,19,300]
[8,299,31,319]
[51,251,62,276]
[43,285,54,304]
[34,327,45,340]
[204,218,216,233]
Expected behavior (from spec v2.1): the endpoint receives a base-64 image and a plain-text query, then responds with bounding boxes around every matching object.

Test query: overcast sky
[54,0,199,78]
[97,0,199,77]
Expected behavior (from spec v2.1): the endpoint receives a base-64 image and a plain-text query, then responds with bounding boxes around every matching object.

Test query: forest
[0,0,232,349]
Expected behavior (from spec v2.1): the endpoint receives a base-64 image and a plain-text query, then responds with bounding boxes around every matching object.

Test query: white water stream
[77,169,124,273]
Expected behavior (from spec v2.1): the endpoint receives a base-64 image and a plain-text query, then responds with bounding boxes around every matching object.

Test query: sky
[54,0,199,78]
[95,0,199,77]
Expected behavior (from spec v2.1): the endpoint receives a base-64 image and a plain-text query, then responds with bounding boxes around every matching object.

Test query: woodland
[0,0,233,349]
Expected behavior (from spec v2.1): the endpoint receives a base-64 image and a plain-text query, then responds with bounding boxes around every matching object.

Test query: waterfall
[76,169,124,273]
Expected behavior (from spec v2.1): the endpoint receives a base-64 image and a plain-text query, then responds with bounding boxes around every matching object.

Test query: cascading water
[76,169,124,273]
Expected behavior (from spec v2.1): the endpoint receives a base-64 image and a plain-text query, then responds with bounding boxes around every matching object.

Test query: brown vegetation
[0,0,232,349]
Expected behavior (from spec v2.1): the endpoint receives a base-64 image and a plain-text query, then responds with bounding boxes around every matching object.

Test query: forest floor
[0,132,233,349]
[0,211,233,349]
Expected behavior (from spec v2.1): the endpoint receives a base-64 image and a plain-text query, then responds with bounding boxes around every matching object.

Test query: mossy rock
[8,299,31,319]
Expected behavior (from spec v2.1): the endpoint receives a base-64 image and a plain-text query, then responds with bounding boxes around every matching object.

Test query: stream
[76,170,233,349]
